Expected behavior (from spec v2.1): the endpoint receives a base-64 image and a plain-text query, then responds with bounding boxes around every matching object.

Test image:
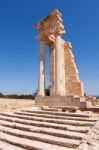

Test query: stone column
[50,47,55,95]
[55,34,63,95]
[38,40,45,96]
[61,43,66,96]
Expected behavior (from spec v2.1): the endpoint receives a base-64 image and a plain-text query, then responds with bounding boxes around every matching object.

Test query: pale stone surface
[77,118,99,150]
[64,42,84,97]
[0,98,34,112]
[0,141,26,150]
[0,107,98,149]
[38,40,45,96]
[55,35,65,95]
[35,96,87,110]
[35,9,84,97]
[49,42,55,95]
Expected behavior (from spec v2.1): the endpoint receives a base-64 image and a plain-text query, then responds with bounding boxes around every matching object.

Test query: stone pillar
[50,47,55,95]
[38,40,45,96]
[55,34,63,95]
[61,43,66,96]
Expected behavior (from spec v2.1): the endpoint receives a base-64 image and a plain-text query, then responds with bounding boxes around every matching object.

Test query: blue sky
[0,0,99,95]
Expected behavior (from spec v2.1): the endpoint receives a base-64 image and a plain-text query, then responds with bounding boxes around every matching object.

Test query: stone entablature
[34,9,84,97]
[35,9,65,42]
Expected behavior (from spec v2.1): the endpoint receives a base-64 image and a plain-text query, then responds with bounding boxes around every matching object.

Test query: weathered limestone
[0,108,97,149]
[35,9,84,98]
[55,34,65,95]
[35,96,87,110]
[38,40,45,96]
[49,42,55,95]
[35,9,66,96]
[64,42,84,97]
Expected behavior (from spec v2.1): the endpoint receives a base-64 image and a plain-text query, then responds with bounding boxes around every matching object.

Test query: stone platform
[35,96,87,110]
[0,107,97,150]
[86,106,99,112]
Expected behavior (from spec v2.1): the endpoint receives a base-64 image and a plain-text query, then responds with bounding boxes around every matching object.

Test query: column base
[37,92,45,97]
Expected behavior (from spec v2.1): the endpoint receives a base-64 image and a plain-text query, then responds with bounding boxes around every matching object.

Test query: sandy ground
[0,98,35,112]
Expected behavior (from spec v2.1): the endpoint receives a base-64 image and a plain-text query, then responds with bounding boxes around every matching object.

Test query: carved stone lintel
[35,9,65,43]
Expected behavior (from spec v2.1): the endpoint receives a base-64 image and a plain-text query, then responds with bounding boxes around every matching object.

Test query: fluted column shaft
[38,40,45,96]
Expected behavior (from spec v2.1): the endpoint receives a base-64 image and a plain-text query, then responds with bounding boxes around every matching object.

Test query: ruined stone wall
[64,42,84,96]
[35,96,87,109]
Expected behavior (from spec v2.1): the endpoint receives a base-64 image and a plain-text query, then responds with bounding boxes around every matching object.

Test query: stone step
[0,113,94,127]
[53,106,78,110]
[40,106,79,112]
[0,131,75,150]
[41,107,59,111]
[0,115,90,132]
[14,111,96,122]
[0,120,86,140]
[22,109,90,118]
[0,140,26,150]
[0,125,81,148]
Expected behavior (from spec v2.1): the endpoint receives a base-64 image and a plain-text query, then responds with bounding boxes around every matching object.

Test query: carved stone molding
[35,9,65,43]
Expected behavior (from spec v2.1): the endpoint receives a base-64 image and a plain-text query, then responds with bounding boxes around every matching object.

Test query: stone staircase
[0,107,97,150]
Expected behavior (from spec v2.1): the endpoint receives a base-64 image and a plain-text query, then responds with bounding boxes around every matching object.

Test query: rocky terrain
[0,98,35,112]
[77,117,99,150]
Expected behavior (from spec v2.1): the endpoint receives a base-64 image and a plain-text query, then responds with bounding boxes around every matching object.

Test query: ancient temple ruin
[35,9,84,98]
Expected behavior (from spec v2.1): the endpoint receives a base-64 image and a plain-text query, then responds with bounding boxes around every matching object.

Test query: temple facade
[35,9,84,97]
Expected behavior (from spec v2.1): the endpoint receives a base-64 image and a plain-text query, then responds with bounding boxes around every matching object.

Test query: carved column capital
[54,23,65,37]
